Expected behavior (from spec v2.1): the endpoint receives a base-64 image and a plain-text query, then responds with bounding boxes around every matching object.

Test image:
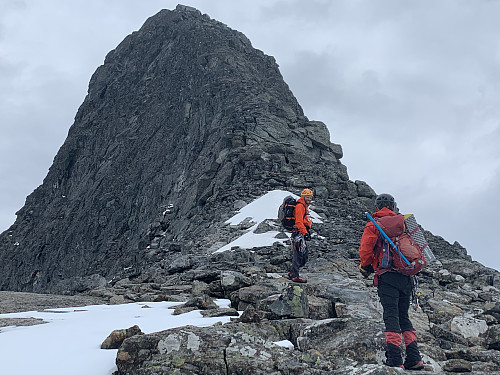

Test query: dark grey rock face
[0,5,351,293]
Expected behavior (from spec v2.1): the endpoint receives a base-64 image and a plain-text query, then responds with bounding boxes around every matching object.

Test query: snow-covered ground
[0,299,295,374]
[0,300,234,374]
[215,189,322,253]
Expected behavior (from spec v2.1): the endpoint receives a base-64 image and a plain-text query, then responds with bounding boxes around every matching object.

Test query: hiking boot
[287,272,293,280]
[384,345,403,368]
[404,361,424,370]
[404,341,423,370]
[291,276,307,283]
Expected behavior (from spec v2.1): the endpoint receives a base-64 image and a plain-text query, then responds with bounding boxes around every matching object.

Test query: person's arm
[294,203,308,235]
[359,223,379,268]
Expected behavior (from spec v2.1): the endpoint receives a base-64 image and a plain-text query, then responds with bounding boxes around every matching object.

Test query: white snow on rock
[214,190,322,253]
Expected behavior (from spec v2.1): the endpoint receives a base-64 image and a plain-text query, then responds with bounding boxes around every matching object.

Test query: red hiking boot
[291,276,307,283]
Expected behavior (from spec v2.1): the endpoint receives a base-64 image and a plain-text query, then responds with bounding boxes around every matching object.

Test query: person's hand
[358,264,374,278]
[304,233,311,241]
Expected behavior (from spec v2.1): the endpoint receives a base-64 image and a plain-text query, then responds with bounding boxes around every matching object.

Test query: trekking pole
[365,212,411,265]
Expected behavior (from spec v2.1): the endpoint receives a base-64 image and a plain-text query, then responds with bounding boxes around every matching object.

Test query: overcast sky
[1,0,499,271]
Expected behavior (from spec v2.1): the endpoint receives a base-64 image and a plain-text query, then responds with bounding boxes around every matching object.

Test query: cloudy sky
[1,0,499,271]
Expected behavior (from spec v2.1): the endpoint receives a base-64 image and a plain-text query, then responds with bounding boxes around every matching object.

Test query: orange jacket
[358,207,396,270]
[294,197,312,235]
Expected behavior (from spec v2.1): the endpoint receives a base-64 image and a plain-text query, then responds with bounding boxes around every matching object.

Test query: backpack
[278,196,302,231]
[375,214,426,276]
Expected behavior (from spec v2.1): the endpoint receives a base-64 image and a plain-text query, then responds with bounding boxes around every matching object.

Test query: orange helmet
[301,188,313,197]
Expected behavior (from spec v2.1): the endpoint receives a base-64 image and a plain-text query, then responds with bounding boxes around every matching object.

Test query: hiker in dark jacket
[288,188,313,283]
[358,193,424,370]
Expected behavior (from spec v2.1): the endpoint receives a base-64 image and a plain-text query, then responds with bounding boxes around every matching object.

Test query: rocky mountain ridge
[0,4,498,374]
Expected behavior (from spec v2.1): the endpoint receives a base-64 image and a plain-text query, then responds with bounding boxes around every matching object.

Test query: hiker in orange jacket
[288,188,313,283]
[358,193,424,370]
[358,205,395,272]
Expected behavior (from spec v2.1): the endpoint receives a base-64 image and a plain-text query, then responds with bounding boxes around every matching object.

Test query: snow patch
[215,190,322,253]
[0,299,233,375]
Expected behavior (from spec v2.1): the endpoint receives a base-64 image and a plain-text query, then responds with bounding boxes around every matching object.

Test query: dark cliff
[0,5,353,293]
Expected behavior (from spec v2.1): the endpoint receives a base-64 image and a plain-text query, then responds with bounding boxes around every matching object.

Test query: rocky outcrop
[94,242,500,374]
[101,325,144,349]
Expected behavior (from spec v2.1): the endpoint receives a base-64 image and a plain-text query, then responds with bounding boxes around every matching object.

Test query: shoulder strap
[372,235,383,258]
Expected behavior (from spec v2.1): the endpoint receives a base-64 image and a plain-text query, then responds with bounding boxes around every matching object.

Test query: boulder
[269,284,309,318]
[450,314,488,339]
[101,325,143,349]
[486,324,500,350]
[442,359,473,372]
[221,270,252,292]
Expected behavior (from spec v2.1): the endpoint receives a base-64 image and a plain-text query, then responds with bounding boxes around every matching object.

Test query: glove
[304,233,311,241]
[358,264,374,278]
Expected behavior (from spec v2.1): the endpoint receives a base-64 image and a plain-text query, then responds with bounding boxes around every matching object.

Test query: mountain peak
[0,6,351,293]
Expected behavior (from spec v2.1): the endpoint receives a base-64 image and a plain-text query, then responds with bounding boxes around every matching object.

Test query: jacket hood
[373,207,396,218]
[297,196,309,206]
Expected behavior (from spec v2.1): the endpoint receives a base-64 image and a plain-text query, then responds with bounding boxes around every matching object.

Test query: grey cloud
[260,0,340,23]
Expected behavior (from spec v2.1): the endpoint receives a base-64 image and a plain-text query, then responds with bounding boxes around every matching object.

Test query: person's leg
[378,276,403,367]
[289,238,300,278]
[398,288,413,332]
[289,233,308,282]
[399,286,423,369]
[298,240,308,268]
[402,331,423,369]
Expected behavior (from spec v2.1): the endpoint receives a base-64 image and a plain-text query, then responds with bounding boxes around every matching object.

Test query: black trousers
[290,232,308,277]
[377,272,414,333]
[378,272,421,366]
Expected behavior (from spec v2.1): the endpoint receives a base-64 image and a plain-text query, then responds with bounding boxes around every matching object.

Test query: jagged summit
[0,5,352,293]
